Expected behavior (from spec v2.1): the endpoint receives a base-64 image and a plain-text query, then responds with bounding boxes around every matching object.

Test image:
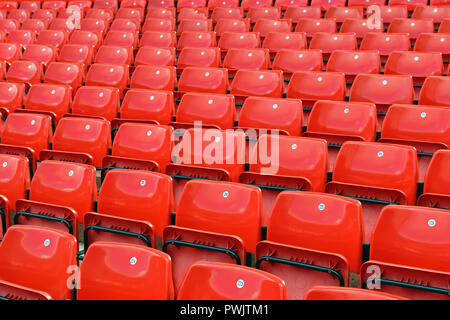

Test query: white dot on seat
[205,72,210,77]
[156,70,160,75]
[317,76,323,82]
[150,95,154,100]
[414,56,419,61]
[240,35,244,39]
[208,99,213,104]
[386,37,390,41]
[299,53,303,58]
[259,75,264,79]
[382,80,387,85]
[354,55,359,60]
[333,36,338,40]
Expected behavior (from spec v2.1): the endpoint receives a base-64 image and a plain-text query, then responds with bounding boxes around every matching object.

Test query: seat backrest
[388,18,434,39]
[414,33,450,57]
[223,48,270,71]
[134,46,176,67]
[0,154,30,212]
[238,96,303,135]
[130,65,176,91]
[176,179,262,253]
[30,160,97,222]
[72,85,120,121]
[0,225,77,300]
[177,31,217,50]
[295,18,336,37]
[360,32,410,57]
[211,7,243,23]
[98,170,174,237]
[178,66,228,94]
[230,69,284,98]
[384,51,443,79]
[304,286,407,300]
[177,261,286,300]
[253,18,292,38]
[24,83,71,122]
[0,82,25,113]
[309,32,357,54]
[248,135,329,192]
[422,150,450,196]
[370,205,450,273]
[248,7,280,24]
[272,49,323,74]
[267,191,364,273]
[218,32,261,51]
[284,7,322,22]
[78,241,174,300]
[262,31,307,53]
[139,30,177,48]
[340,18,383,38]
[324,6,363,23]
[111,123,174,172]
[177,47,221,69]
[418,76,450,107]
[94,45,133,66]
[332,141,418,205]
[326,49,380,76]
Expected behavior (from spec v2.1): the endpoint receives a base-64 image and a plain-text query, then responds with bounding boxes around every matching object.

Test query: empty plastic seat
[272,49,323,78]
[0,82,25,113]
[24,83,71,122]
[304,286,407,300]
[211,7,243,23]
[147,0,175,7]
[374,5,408,26]
[412,6,450,25]
[1,112,52,164]
[0,19,20,33]
[177,7,208,22]
[142,18,176,33]
[414,33,450,62]
[20,1,40,13]
[418,150,450,210]
[310,0,346,10]
[174,92,235,130]
[294,18,336,40]
[68,30,101,53]
[360,32,411,63]
[262,32,307,56]
[284,7,322,24]
[130,65,176,91]
[28,159,96,224]
[309,32,357,60]
[223,48,270,74]
[237,96,302,136]
[120,89,174,125]
[42,1,66,12]
[78,242,174,300]
[240,135,328,224]
[36,30,68,49]
[6,60,43,86]
[148,7,176,20]
[360,205,450,300]
[388,18,434,42]
[326,141,418,240]
[103,31,138,49]
[0,43,21,66]
[286,71,346,112]
[93,45,133,66]
[7,30,36,47]
[207,0,239,10]
[22,18,48,34]
[85,63,129,98]
[340,18,383,42]
[177,67,227,94]
[44,62,84,94]
[177,0,206,9]
[384,51,443,86]
[49,18,77,33]
[177,19,212,35]
[177,31,217,50]
[80,18,107,35]
[349,73,414,118]
[93,0,118,12]
[253,19,292,38]
[379,104,450,180]
[139,31,177,48]
[22,44,56,67]
[326,50,380,83]
[0,1,17,10]
[178,261,286,300]
[388,0,427,11]
[107,123,174,172]
[438,18,450,33]
[305,100,377,167]
[32,9,57,25]
[241,0,273,9]
[134,46,175,67]
[0,225,77,300]
[255,191,363,299]
[71,85,119,121]
[230,69,284,103]
[162,180,262,293]
[214,18,250,37]
[48,116,111,168]
[247,7,280,25]
[218,32,261,52]
[177,47,221,69]
[109,18,140,34]
[419,76,450,107]
[324,6,363,24]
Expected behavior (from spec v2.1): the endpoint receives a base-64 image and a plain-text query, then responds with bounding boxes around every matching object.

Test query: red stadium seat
[177,47,221,69]
[177,31,217,50]
[6,60,43,87]
[218,32,261,52]
[284,7,322,24]
[223,48,270,75]
[247,7,280,25]
[310,0,346,10]
[177,0,206,10]
[48,116,111,168]
[0,82,24,113]
[304,286,407,300]
[80,18,107,35]
[178,261,286,300]
[0,225,77,300]
[93,0,118,12]
[142,18,176,33]
[48,18,77,34]
[418,150,450,210]
[163,180,262,293]
[253,19,292,38]
[326,50,380,83]
[103,30,138,49]
[211,7,243,23]
[7,30,36,46]
[326,141,418,240]
[130,65,176,91]
[28,160,97,223]
[294,18,336,40]
[379,104,450,180]
[44,62,84,94]
[139,31,177,48]
[438,18,450,33]
[214,18,250,37]
[42,1,67,12]
[72,86,120,121]
[109,18,140,34]
[9,9,30,24]
[78,242,174,300]
[0,19,20,33]
[256,191,363,299]
[32,9,57,25]
[419,76,450,107]
[85,63,129,98]
[360,32,411,63]
[388,18,434,42]
[177,19,212,35]
[0,153,31,213]
[177,66,228,94]
[148,7,176,20]
[207,0,239,10]
[340,18,383,42]
[241,0,273,10]
[20,1,40,13]
[414,33,450,63]
[309,32,357,61]
[305,100,377,167]
[107,123,174,172]
[0,43,21,66]
[68,30,101,54]
[36,30,68,49]
[174,92,236,130]
[22,44,57,67]
[134,46,175,67]
[272,49,323,79]
[24,83,71,123]
[275,0,309,10]
[120,89,175,125]
[147,0,175,8]
[388,0,427,11]
[412,5,450,25]
[360,205,450,300]
[240,135,328,224]
[324,6,363,25]
[262,32,307,57]
[94,45,133,66]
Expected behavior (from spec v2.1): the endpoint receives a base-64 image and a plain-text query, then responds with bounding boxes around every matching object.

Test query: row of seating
[0,184,448,299]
